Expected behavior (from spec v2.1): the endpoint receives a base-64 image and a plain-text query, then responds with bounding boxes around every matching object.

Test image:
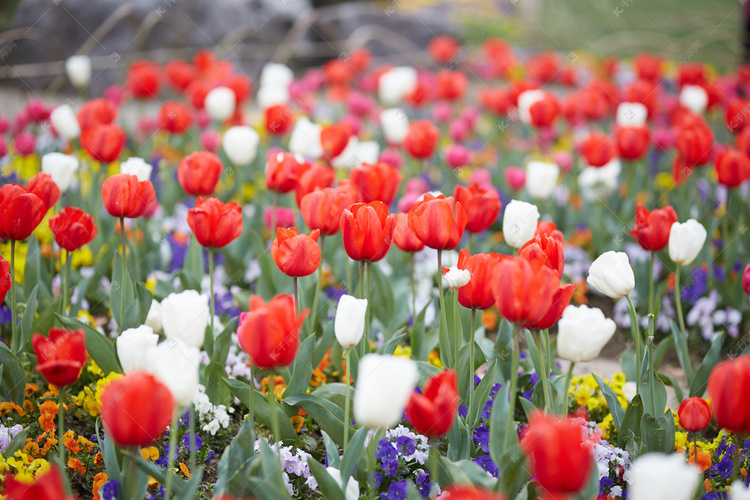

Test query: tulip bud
[379,66,418,106]
[380,108,409,145]
[357,141,380,165]
[116,325,159,373]
[147,339,201,408]
[334,294,368,349]
[525,161,559,199]
[260,62,294,88]
[629,453,699,500]
[120,157,153,182]
[223,126,260,166]
[326,467,360,500]
[668,219,707,266]
[257,85,290,109]
[502,200,540,249]
[679,85,708,114]
[332,136,359,169]
[677,396,711,432]
[556,305,616,362]
[49,104,80,140]
[505,166,526,191]
[587,251,635,299]
[616,102,648,127]
[41,152,79,193]
[442,266,471,288]
[205,87,236,122]
[161,289,209,348]
[145,299,162,333]
[578,159,621,201]
[730,481,750,500]
[65,55,92,89]
[353,353,418,429]
[289,117,323,159]
[517,89,544,125]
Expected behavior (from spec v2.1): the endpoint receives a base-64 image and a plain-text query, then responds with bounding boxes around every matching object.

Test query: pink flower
[379,148,403,169]
[444,144,471,169]
[264,206,295,231]
[432,101,452,123]
[469,168,492,188]
[14,132,36,156]
[505,166,526,190]
[449,119,469,142]
[200,129,221,152]
[553,151,574,173]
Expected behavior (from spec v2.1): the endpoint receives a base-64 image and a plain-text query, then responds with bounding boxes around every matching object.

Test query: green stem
[437,250,450,368]
[189,406,196,475]
[310,236,324,332]
[358,260,366,359]
[343,348,351,451]
[648,252,655,317]
[674,266,694,381]
[293,277,299,317]
[270,370,282,444]
[58,386,66,467]
[120,216,127,329]
[164,407,179,500]
[468,309,476,417]
[538,331,551,412]
[209,249,215,338]
[430,447,440,490]
[626,294,642,387]
[346,257,352,295]
[647,331,657,414]
[270,193,278,239]
[452,286,460,371]
[411,253,416,329]
[503,324,520,450]
[543,328,553,375]
[10,239,16,350]
[564,362,575,414]
[365,262,371,354]
[123,448,141,499]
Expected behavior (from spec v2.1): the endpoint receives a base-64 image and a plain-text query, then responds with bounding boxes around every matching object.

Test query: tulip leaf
[109,251,134,330]
[368,264,395,329]
[468,361,497,429]
[489,384,512,467]
[17,284,38,354]
[640,410,676,454]
[203,362,232,407]
[378,330,407,356]
[175,468,204,500]
[448,459,497,489]
[224,378,297,441]
[0,343,26,406]
[657,371,685,403]
[24,236,50,300]
[518,396,536,421]
[283,334,316,399]
[313,320,336,368]
[340,426,367,486]
[283,392,354,447]
[182,237,204,291]
[415,360,441,387]
[446,418,472,461]
[96,423,120,483]
[653,335,675,372]
[495,446,528,499]
[306,458,346,500]
[621,349,637,382]
[322,431,341,469]
[124,449,190,495]
[494,319,514,382]
[210,317,238,367]
[593,373,625,431]
[457,341,486,401]
[410,303,436,361]
[618,394,643,449]
[215,417,256,495]
[689,332,723,398]
[55,314,122,375]
[438,304,454,372]
[121,282,152,332]
[258,438,293,500]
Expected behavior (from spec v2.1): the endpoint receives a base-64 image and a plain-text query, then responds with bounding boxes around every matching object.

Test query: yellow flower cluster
[72,371,122,417]
[0,451,49,482]
[568,372,628,438]
[0,242,27,283]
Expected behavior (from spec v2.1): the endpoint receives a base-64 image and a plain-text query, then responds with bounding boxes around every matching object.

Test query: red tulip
[479,87,513,116]
[237,295,308,370]
[453,184,501,234]
[442,485,506,500]
[77,98,117,131]
[49,207,98,252]
[227,74,252,104]
[164,60,196,92]
[678,396,711,432]
[101,371,174,447]
[0,256,9,304]
[0,184,46,241]
[2,465,74,500]
[428,36,460,64]
[405,369,458,438]
[527,52,559,83]
[714,147,750,188]
[294,163,335,207]
[270,227,322,277]
[436,69,468,101]
[535,221,564,244]
[676,115,714,167]
[408,194,467,250]
[624,79,658,118]
[265,104,294,136]
[159,101,193,134]
[266,152,309,194]
[187,197,242,249]
[26,172,60,211]
[349,161,403,206]
[101,174,156,219]
[320,123,353,162]
[615,126,650,161]
[744,264,750,295]
[403,120,440,160]
[492,256,561,326]
[300,185,357,236]
[677,63,708,88]
[736,126,750,157]
[527,92,559,128]
[630,204,678,252]
[81,124,126,163]
[523,283,575,330]
[393,213,425,253]
[707,355,750,434]
[581,131,616,167]
[725,98,750,133]
[521,412,592,497]
[634,52,662,82]
[519,232,564,275]
[457,249,506,310]
[31,328,87,387]
[178,151,223,196]
[340,201,395,262]
[127,60,160,99]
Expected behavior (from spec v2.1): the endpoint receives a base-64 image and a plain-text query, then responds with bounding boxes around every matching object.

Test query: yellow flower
[140,447,160,461]
[1,241,27,283]
[72,246,94,268]
[655,172,674,191]
[428,350,443,369]
[394,346,412,359]
[145,277,157,293]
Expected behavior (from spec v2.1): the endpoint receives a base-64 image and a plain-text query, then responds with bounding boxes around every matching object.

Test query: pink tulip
[505,166,526,191]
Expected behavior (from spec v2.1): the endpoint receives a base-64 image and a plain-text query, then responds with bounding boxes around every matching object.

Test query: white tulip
[579,159,621,201]
[525,161,559,199]
[502,200,540,249]
[144,299,162,333]
[160,290,209,348]
[616,102,648,127]
[334,295,368,350]
[730,480,750,500]
[668,219,707,266]
[120,157,153,182]
[49,104,80,140]
[679,85,708,114]
[331,136,359,169]
[116,325,159,373]
[289,117,323,159]
[326,467,360,500]
[65,55,91,89]
[354,354,418,429]
[517,89,545,125]
[257,86,290,109]
[260,62,294,88]
[223,126,260,166]
[629,453,699,500]
[587,251,635,299]
[147,339,201,408]
[205,87,236,122]
[443,266,471,289]
[357,141,380,165]
[556,305,616,362]
[380,108,409,145]
[41,152,79,192]
[379,66,418,106]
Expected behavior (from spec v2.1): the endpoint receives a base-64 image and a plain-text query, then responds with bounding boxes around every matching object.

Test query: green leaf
[378,330,407,356]
[689,332,723,398]
[653,334,675,371]
[56,315,121,374]
[641,410,676,454]
[495,319,514,382]
[340,426,367,486]
[210,317,238,367]
[322,431,341,469]
[410,304,435,361]
[121,282,152,331]
[307,458,346,500]
[283,334,316,399]
[0,343,26,406]
[489,384,512,467]
[368,264,395,329]
[468,361,496,429]
[658,372,685,403]
[96,422,120,483]
[457,341,486,399]
[23,236,44,300]
[215,418,256,495]
[669,319,694,384]
[283,392,354,447]
[257,439,292,500]
[618,394,644,449]
[621,349,637,382]
[496,446,528,499]
[224,378,297,442]
[16,284,38,354]
[593,374,625,431]
[182,237,204,290]
[109,251,134,330]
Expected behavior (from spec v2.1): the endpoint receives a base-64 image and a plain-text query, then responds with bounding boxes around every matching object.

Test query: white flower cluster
[192,385,234,436]
[224,333,252,379]
[254,437,318,496]
[586,420,631,498]
[686,289,742,339]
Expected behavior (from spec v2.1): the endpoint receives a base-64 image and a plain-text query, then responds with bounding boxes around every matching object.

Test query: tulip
[725,98,750,133]
[13,132,35,156]
[101,174,156,219]
[493,256,561,326]
[408,194,467,250]
[223,126,260,166]
[187,196,242,249]
[257,85,290,109]
[49,104,80,140]
[403,120,440,159]
[405,369,458,438]
[442,266,471,289]
[378,66,418,105]
[265,104,294,135]
[295,163,335,206]
[158,101,193,134]
[707,356,750,434]
[629,453,700,500]
[101,371,174,447]
[678,397,711,432]
[147,339,201,408]
[679,85,708,114]
[164,59,195,91]
[326,467,360,500]
[519,232,564,275]
[504,166,526,191]
[127,60,160,98]
[205,86,236,122]
[587,251,635,299]
[320,123,353,161]
[392,213,425,253]
[428,36,460,64]
[578,159,621,201]
[32,328,87,387]
[145,299,162,333]
[330,135,359,170]
[630,204,678,252]
[616,102,648,127]
[444,144,471,168]
[536,221,564,243]
[178,151,223,196]
[353,353,418,428]
[436,69,468,101]
[271,227,322,278]
[116,325,159,373]
[334,294,368,349]
[380,108,409,145]
[260,62,294,88]
[3,465,74,500]
[266,151,308,194]
[237,295,308,370]
[65,54,91,89]
[676,115,714,167]
[744,264,750,295]
[49,207,97,252]
[518,89,559,127]
[41,153,78,194]
[442,485,506,500]
[581,131,617,167]
[556,305,616,362]
[668,219,706,266]
[715,147,750,188]
[615,126,650,160]
[340,201,395,262]
[161,289,209,349]
[301,185,357,236]
[456,249,505,311]
[349,161,403,206]
[502,199,540,249]
[525,161,559,199]
[26,172,60,211]
[77,98,117,131]
[523,282,576,331]
[289,117,324,159]
[81,124,126,163]
[264,206,295,231]
[453,183,501,235]
[120,157,153,182]
[0,184,46,241]
[521,412,592,497]
[731,482,750,500]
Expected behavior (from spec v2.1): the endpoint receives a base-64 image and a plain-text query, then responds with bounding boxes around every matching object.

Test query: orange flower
[687,448,712,472]
[290,415,304,433]
[482,310,498,330]
[93,472,109,500]
[64,430,81,454]
[140,446,160,461]
[67,457,86,474]
[179,462,192,478]
[25,383,39,397]
[38,400,59,433]
[0,401,25,417]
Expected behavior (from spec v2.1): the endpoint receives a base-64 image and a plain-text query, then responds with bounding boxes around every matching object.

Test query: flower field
[0,34,750,500]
